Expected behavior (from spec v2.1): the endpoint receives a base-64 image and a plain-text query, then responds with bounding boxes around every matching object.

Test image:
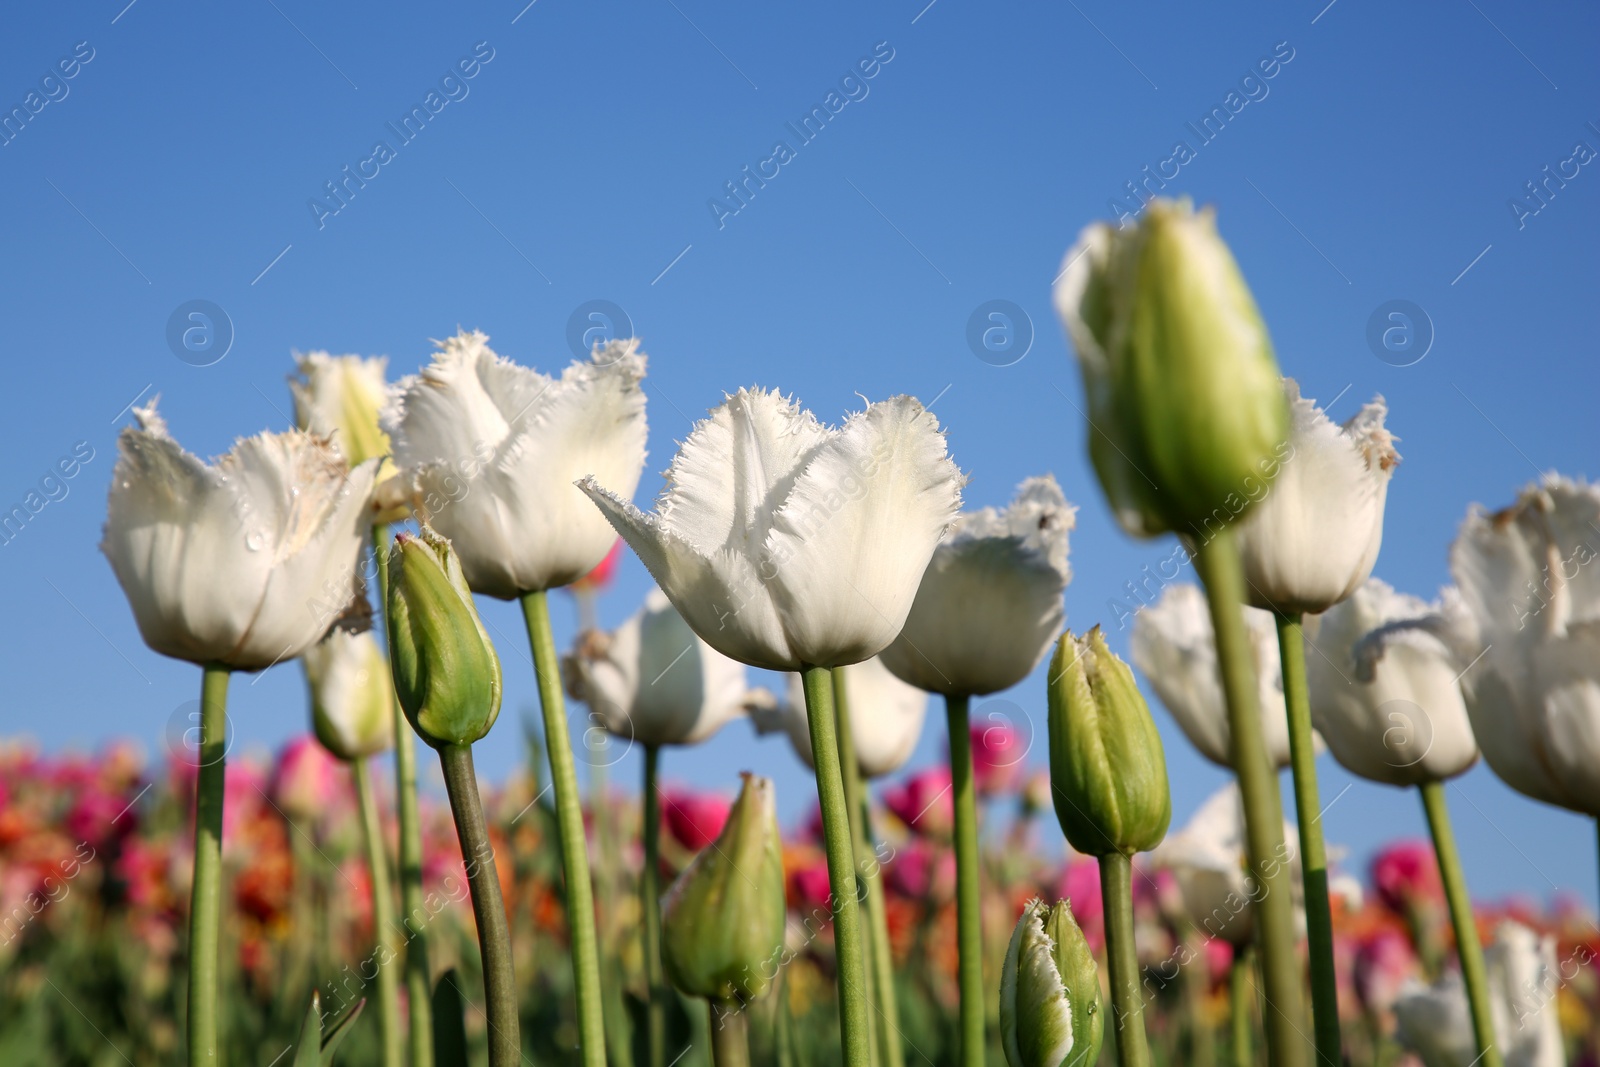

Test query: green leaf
[293,992,366,1067]
[432,969,470,1066]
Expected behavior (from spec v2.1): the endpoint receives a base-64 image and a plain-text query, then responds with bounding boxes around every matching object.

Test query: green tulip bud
[660,773,785,1004]
[1000,899,1104,1067]
[1048,627,1170,856]
[1054,198,1289,538]
[386,526,502,747]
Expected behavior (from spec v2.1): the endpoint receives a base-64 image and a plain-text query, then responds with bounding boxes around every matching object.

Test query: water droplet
[245,531,265,552]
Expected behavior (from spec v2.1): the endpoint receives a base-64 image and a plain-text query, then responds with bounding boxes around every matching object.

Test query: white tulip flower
[383,330,648,599]
[101,403,378,670]
[1234,379,1399,616]
[305,628,395,760]
[1150,782,1302,946]
[565,587,751,749]
[290,352,391,469]
[878,476,1074,697]
[1132,583,1299,769]
[1394,920,1567,1067]
[753,656,929,778]
[1305,579,1479,787]
[580,388,963,671]
[1450,475,1600,816]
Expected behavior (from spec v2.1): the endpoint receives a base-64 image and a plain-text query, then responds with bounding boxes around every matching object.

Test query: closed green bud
[1048,628,1170,856]
[387,526,502,747]
[1054,198,1289,538]
[661,773,785,1004]
[1000,899,1104,1067]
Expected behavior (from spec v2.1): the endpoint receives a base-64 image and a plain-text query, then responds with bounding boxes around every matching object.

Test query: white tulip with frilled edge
[305,628,395,761]
[382,330,649,599]
[879,475,1075,697]
[754,656,929,778]
[101,403,378,670]
[579,388,963,671]
[1451,475,1600,817]
[999,899,1103,1067]
[1132,583,1307,770]
[290,351,392,470]
[565,587,752,749]
[1235,379,1400,615]
[1305,579,1479,787]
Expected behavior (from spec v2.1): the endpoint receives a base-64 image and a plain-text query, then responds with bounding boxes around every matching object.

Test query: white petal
[772,657,928,778]
[1528,627,1600,815]
[1235,379,1398,615]
[763,396,964,667]
[1132,584,1297,769]
[387,331,648,597]
[580,478,796,670]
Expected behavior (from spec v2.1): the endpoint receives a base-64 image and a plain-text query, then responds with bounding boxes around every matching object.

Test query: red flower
[661,787,731,851]
[1370,839,1442,914]
[881,767,953,837]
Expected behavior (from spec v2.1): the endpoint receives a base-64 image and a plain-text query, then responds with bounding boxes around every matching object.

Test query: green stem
[437,743,520,1066]
[375,522,433,1067]
[1181,924,1215,1067]
[642,746,667,1067]
[799,664,872,1065]
[1194,528,1307,1067]
[833,669,904,1067]
[1229,944,1254,1067]
[353,759,404,1067]
[1099,852,1151,1067]
[187,663,229,1065]
[521,590,608,1067]
[833,669,886,1067]
[1276,611,1341,1066]
[1419,781,1502,1067]
[945,694,985,1067]
[709,1001,751,1067]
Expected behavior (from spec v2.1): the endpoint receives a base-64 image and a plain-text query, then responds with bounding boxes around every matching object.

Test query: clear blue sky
[2,0,1595,906]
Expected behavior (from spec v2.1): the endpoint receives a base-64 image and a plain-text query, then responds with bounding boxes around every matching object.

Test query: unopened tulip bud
[1000,899,1104,1067]
[387,527,502,747]
[1054,198,1289,538]
[1048,628,1170,856]
[305,629,395,761]
[660,773,785,1004]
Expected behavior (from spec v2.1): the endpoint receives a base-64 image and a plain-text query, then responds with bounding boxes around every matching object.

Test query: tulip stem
[1193,528,1308,1067]
[1419,781,1502,1067]
[374,522,434,1067]
[641,745,668,1067]
[521,589,608,1067]
[799,664,873,1066]
[437,742,520,1066]
[944,694,986,1067]
[353,759,404,1067]
[1229,944,1254,1067]
[833,668,897,1067]
[186,663,229,1066]
[709,1001,751,1067]
[1275,611,1341,1066]
[1099,852,1152,1067]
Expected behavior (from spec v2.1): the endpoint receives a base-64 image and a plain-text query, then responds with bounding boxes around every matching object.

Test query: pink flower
[881,767,953,836]
[65,786,135,851]
[1054,858,1105,952]
[884,840,955,900]
[1354,927,1417,1016]
[660,787,731,851]
[968,720,1023,796]
[789,859,835,912]
[1371,839,1442,914]
[270,736,345,824]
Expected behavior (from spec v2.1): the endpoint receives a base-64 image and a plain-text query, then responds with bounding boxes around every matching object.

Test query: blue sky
[1,0,1596,905]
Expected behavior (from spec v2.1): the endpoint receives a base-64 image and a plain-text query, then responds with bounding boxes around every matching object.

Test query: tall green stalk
[944,694,985,1067]
[374,522,433,1066]
[799,664,872,1065]
[1229,944,1254,1067]
[833,668,904,1067]
[438,743,520,1065]
[187,663,230,1065]
[1180,923,1215,1067]
[1419,782,1502,1067]
[521,589,607,1067]
[1100,852,1151,1067]
[1276,611,1341,1065]
[641,745,667,1067]
[353,758,404,1067]
[831,669,883,1067]
[1194,528,1307,1067]
[709,1001,751,1067]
